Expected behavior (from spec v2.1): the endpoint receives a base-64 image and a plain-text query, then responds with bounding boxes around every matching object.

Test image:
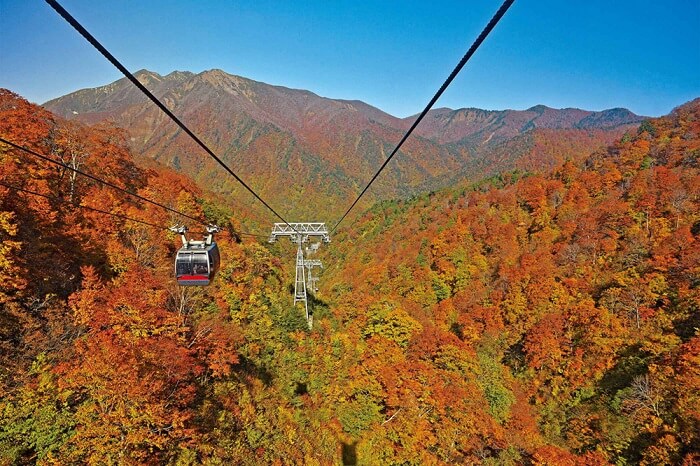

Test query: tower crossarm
[268,222,331,244]
[303,259,323,269]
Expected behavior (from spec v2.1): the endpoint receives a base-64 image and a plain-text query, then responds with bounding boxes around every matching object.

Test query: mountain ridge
[43,69,646,220]
[45,69,645,137]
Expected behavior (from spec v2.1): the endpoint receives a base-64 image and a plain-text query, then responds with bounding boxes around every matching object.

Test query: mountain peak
[164,70,194,80]
[132,69,163,86]
[576,107,644,129]
[673,97,700,114]
[133,69,162,78]
[527,104,551,113]
[192,69,261,101]
[199,68,228,78]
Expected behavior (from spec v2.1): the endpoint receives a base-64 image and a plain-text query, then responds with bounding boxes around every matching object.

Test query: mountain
[3,89,697,464]
[409,104,641,145]
[44,69,645,221]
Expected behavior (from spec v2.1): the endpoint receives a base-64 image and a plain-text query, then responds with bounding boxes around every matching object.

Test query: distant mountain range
[43,69,645,220]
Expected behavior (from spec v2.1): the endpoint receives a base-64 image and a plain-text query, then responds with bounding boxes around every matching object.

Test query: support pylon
[294,242,309,325]
[269,223,330,329]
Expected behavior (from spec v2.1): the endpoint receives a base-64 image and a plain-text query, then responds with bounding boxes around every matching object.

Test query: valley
[1,87,698,464]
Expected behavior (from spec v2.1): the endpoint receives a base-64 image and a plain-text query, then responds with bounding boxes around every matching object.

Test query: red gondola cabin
[171,225,221,286]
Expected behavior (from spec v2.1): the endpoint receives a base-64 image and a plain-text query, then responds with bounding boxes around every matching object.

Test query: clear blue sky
[1,0,698,117]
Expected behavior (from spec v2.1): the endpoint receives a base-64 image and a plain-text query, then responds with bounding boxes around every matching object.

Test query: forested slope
[0,90,307,463]
[322,99,699,464]
[0,90,698,465]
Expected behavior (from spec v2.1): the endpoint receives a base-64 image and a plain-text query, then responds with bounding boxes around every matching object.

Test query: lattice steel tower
[269,223,330,328]
[304,259,323,292]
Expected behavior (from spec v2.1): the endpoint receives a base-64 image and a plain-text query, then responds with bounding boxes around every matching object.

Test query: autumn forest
[0,82,699,466]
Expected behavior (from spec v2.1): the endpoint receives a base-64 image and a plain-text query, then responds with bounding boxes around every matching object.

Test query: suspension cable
[45,0,295,230]
[1,136,205,225]
[0,179,166,229]
[0,137,268,239]
[331,0,516,234]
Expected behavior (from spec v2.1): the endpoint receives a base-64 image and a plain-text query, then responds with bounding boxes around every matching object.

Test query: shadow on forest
[673,306,700,342]
[597,344,649,394]
[29,214,107,299]
[341,442,357,465]
[283,284,333,327]
[294,382,308,396]
[307,292,331,320]
[237,355,274,387]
